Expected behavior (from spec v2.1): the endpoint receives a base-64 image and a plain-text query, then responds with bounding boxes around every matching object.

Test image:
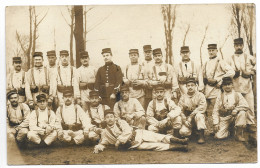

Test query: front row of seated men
[7,76,252,152]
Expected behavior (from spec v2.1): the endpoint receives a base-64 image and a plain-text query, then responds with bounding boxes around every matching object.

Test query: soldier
[142,45,154,110]
[27,94,57,145]
[146,85,182,137]
[114,85,146,129]
[25,52,51,109]
[93,109,188,153]
[95,48,123,108]
[175,46,204,95]
[57,50,76,106]
[202,44,235,134]
[212,77,250,141]
[74,51,97,112]
[7,57,26,103]
[86,90,110,142]
[7,89,30,144]
[123,49,146,107]
[226,38,256,129]
[178,77,207,144]
[55,88,89,145]
[149,48,179,99]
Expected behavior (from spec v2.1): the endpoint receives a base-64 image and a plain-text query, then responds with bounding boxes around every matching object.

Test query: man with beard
[202,44,235,135]
[95,48,123,108]
[25,52,51,109]
[74,51,97,112]
[86,90,110,142]
[57,50,76,106]
[114,85,146,129]
[149,48,179,99]
[146,85,182,137]
[175,46,204,95]
[7,57,26,103]
[93,109,188,153]
[212,77,250,141]
[27,94,57,146]
[123,49,146,108]
[55,88,89,145]
[178,78,207,144]
[7,89,30,145]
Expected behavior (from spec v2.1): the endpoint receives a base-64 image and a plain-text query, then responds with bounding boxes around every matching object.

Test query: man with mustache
[178,77,207,144]
[212,77,249,141]
[74,51,97,112]
[7,57,26,103]
[95,48,123,108]
[7,89,30,145]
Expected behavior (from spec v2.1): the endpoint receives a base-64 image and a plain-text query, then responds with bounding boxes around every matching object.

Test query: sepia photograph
[4,2,257,166]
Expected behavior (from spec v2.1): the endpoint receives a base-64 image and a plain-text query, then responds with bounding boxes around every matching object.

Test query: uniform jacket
[7,103,30,128]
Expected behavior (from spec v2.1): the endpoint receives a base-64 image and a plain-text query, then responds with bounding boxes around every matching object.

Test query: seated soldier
[146,84,182,137]
[114,85,146,129]
[27,94,57,145]
[7,89,30,145]
[86,90,110,142]
[213,77,250,141]
[93,109,188,153]
[178,77,207,144]
[55,88,90,145]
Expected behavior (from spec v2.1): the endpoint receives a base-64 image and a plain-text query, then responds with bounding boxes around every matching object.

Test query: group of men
[6,37,256,153]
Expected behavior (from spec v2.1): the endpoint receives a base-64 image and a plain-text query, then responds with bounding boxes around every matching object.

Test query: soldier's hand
[95,128,103,135]
[38,129,45,136]
[93,147,100,154]
[110,93,116,100]
[231,109,238,116]
[115,140,121,149]
[76,98,82,106]
[45,125,53,135]
[184,121,191,128]
[213,124,219,132]
[58,131,64,139]
[133,80,142,86]
[123,79,130,85]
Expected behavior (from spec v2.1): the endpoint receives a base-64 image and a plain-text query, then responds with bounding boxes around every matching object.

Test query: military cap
[234,38,244,44]
[154,84,165,90]
[13,57,22,63]
[180,46,190,53]
[101,48,112,54]
[153,48,162,55]
[104,109,114,116]
[33,52,43,57]
[208,44,217,49]
[80,51,89,58]
[47,50,56,57]
[60,50,69,56]
[221,77,233,86]
[186,77,197,84]
[7,89,18,99]
[129,49,139,54]
[36,94,47,102]
[89,90,99,97]
[120,85,130,91]
[63,87,74,97]
[143,45,152,52]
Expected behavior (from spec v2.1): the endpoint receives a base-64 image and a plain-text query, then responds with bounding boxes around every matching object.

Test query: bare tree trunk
[70,7,75,66]
[200,25,208,67]
[182,24,190,46]
[26,6,33,70]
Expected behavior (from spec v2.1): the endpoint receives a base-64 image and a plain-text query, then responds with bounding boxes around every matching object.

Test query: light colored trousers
[241,89,255,125]
[59,130,85,145]
[27,130,57,145]
[7,127,29,142]
[148,116,182,133]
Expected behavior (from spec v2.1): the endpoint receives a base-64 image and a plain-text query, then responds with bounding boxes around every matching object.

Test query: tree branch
[36,9,49,27]
[16,31,26,54]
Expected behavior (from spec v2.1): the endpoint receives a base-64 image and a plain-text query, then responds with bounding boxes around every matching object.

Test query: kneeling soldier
[93,109,188,153]
[7,89,30,144]
[146,85,182,136]
[55,88,89,145]
[87,90,110,142]
[27,94,57,145]
[178,78,207,144]
[114,85,146,129]
[213,77,249,141]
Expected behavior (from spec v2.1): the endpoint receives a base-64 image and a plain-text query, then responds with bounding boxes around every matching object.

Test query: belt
[241,72,251,79]
[233,70,240,79]
[219,109,232,117]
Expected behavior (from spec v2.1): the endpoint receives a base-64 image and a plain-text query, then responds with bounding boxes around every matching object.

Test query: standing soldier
[7,89,30,145]
[95,48,123,108]
[146,85,182,137]
[123,49,146,107]
[202,44,235,135]
[25,52,51,109]
[178,78,207,144]
[175,46,204,95]
[27,94,57,146]
[149,48,179,99]
[57,50,76,106]
[142,45,154,110]
[74,51,97,112]
[114,85,146,129]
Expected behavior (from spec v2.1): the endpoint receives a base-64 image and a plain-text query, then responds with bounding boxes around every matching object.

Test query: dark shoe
[235,127,246,142]
[170,136,189,145]
[169,144,188,152]
[197,129,205,144]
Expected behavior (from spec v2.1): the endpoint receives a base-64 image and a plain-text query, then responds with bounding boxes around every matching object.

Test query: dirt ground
[7,134,257,165]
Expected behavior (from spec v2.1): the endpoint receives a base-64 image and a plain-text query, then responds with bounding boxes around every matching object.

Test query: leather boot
[169,144,188,152]
[170,136,188,145]
[235,127,246,142]
[173,129,182,139]
[197,129,205,144]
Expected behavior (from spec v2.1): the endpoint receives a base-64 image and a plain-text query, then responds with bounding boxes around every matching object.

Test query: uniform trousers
[180,113,207,136]
[148,116,182,134]
[27,130,57,145]
[59,130,85,145]
[7,127,29,142]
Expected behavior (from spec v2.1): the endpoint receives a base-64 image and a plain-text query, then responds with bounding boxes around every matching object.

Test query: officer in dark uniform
[95,48,123,108]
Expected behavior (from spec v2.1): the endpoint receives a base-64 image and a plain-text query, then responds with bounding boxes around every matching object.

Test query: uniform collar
[35,66,43,70]
[209,56,217,59]
[105,62,113,66]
